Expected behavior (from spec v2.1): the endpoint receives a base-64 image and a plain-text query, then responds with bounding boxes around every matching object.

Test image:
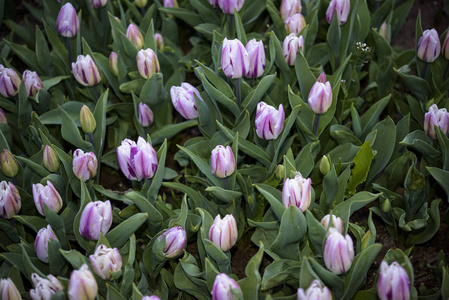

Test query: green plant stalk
[422,62,429,80]
[93,85,99,100]
[313,114,321,136]
[66,37,72,67]
[223,177,229,190]
[229,14,234,38]
[236,78,241,109]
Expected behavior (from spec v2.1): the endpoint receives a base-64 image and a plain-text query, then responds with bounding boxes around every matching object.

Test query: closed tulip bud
[212,273,242,300]
[377,261,410,300]
[170,83,203,119]
[155,33,164,51]
[326,0,350,25]
[138,103,154,127]
[43,145,60,173]
[89,244,122,280]
[72,55,101,86]
[90,0,107,8]
[73,149,97,181]
[117,137,158,180]
[285,13,306,35]
[142,296,161,300]
[323,228,354,274]
[308,73,332,114]
[79,200,113,240]
[80,105,96,133]
[321,214,344,234]
[424,104,449,139]
[221,38,249,78]
[30,273,63,300]
[379,22,388,40]
[381,198,391,213]
[126,24,144,49]
[0,108,7,124]
[163,0,178,7]
[255,102,285,140]
[0,181,21,219]
[442,31,449,60]
[22,70,43,97]
[0,278,22,300]
[109,52,118,76]
[32,181,63,216]
[280,0,301,21]
[0,68,21,98]
[137,48,160,79]
[283,33,304,66]
[209,214,238,251]
[297,279,332,300]
[417,29,441,63]
[34,225,58,263]
[319,155,331,175]
[211,145,236,178]
[245,39,265,78]
[56,3,79,37]
[218,0,244,14]
[135,0,148,8]
[158,226,187,258]
[1,149,19,177]
[282,173,312,211]
[68,264,98,300]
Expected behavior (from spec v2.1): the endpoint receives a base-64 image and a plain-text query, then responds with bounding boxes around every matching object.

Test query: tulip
[43,145,60,173]
[424,104,449,139]
[0,64,5,73]
[0,68,21,98]
[308,73,332,114]
[218,0,244,14]
[22,70,43,97]
[255,102,285,140]
[379,22,388,40]
[138,103,154,127]
[321,214,344,234]
[142,296,161,300]
[209,214,238,251]
[442,31,449,60]
[0,278,21,300]
[90,0,107,8]
[208,0,219,8]
[283,33,304,66]
[221,38,249,79]
[211,145,236,178]
[1,149,19,178]
[155,33,164,51]
[56,3,79,37]
[117,137,158,181]
[68,264,98,300]
[126,24,144,49]
[282,173,312,211]
[319,155,331,175]
[137,48,160,79]
[35,225,58,263]
[326,0,350,25]
[30,273,63,300]
[32,181,63,216]
[323,228,354,274]
[284,13,306,36]
[89,244,122,280]
[280,0,301,21]
[158,226,187,258]
[212,273,242,300]
[0,181,21,219]
[135,0,148,8]
[79,200,113,240]
[72,149,97,181]
[71,55,101,86]
[377,261,411,300]
[80,105,96,134]
[245,39,265,78]
[417,29,441,63]
[163,0,178,7]
[170,83,203,119]
[297,279,332,300]
[109,52,118,76]
[0,108,6,124]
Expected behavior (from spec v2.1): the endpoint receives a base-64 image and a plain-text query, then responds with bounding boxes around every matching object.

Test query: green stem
[88,133,95,147]
[223,177,229,190]
[235,78,241,109]
[93,85,99,100]
[146,178,152,189]
[422,62,429,80]
[144,126,150,138]
[229,14,234,37]
[313,114,321,136]
[66,37,72,68]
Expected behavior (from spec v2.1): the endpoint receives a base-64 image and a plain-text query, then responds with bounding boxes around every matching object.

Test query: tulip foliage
[0,0,449,299]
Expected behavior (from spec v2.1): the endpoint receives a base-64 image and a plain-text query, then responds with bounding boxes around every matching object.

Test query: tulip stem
[444,63,449,79]
[235,78,241,109]
[140,7,146,16]
[147,178,152,188]
[313,114,321,136]
[66,37,72,67]
[223,177,229,190]
[422,62,429,80]
[93,85,99,100]
[88,133,95,147]
[229,14,234,37]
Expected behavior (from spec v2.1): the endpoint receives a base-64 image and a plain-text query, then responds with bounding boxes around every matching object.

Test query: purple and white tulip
[255,102,285,140]
[245,39,265,78]
[377,261,411,300]
[56,3,79,37]
[23,70,43,97]
[280,0,301,21]
[158,226,187,258]
[30,273,63,300]
[209,214,238,251]
[117,137,158,181]
[284,13,306,36]
[79,200,113,240]
[282,173,312,211]
[170,83,203,119]
[137,48,160,79]
[221,38,249,79]
[0,68,21,98]
[35,225,58,263]
[308,73,332,114]
[0,181,21,219]
[71,55,101,86]
[0,278,22,300]
[68,264,98,300]
[126,24,144,50]
[424,104,449,139]
[323,228,354,275]
[32,181,63,216]
[417,29,441,63]
[211,145,236,178]
[89,244,122,280]
[212,273,242,300]
[326,0,350,25]
[72,149,98,181]
[283,33,304,66]
[297,279,332,300]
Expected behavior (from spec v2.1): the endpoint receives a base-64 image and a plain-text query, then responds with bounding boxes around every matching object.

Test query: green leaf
[148,139,168,203]
[106,213,148,249]
[150,120,198,145]
[107,284,127,300]
[140,73,166,105]
[159,8,203,27]
[428,167,449,203]
[125,191,162,236]
[59,106,95,152]
[241,74,276,117]
[333,192,381,229]
[234,10,247,45]
[255,184,285,220]
[346,141,375,196]
[238,242,264,300]
[394,68,430,101]
[360,94,390,139]
[261,259,301,291]
[400,130,441,159]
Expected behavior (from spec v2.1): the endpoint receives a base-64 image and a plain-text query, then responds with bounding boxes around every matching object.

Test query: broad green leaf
[346,141,375,196]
